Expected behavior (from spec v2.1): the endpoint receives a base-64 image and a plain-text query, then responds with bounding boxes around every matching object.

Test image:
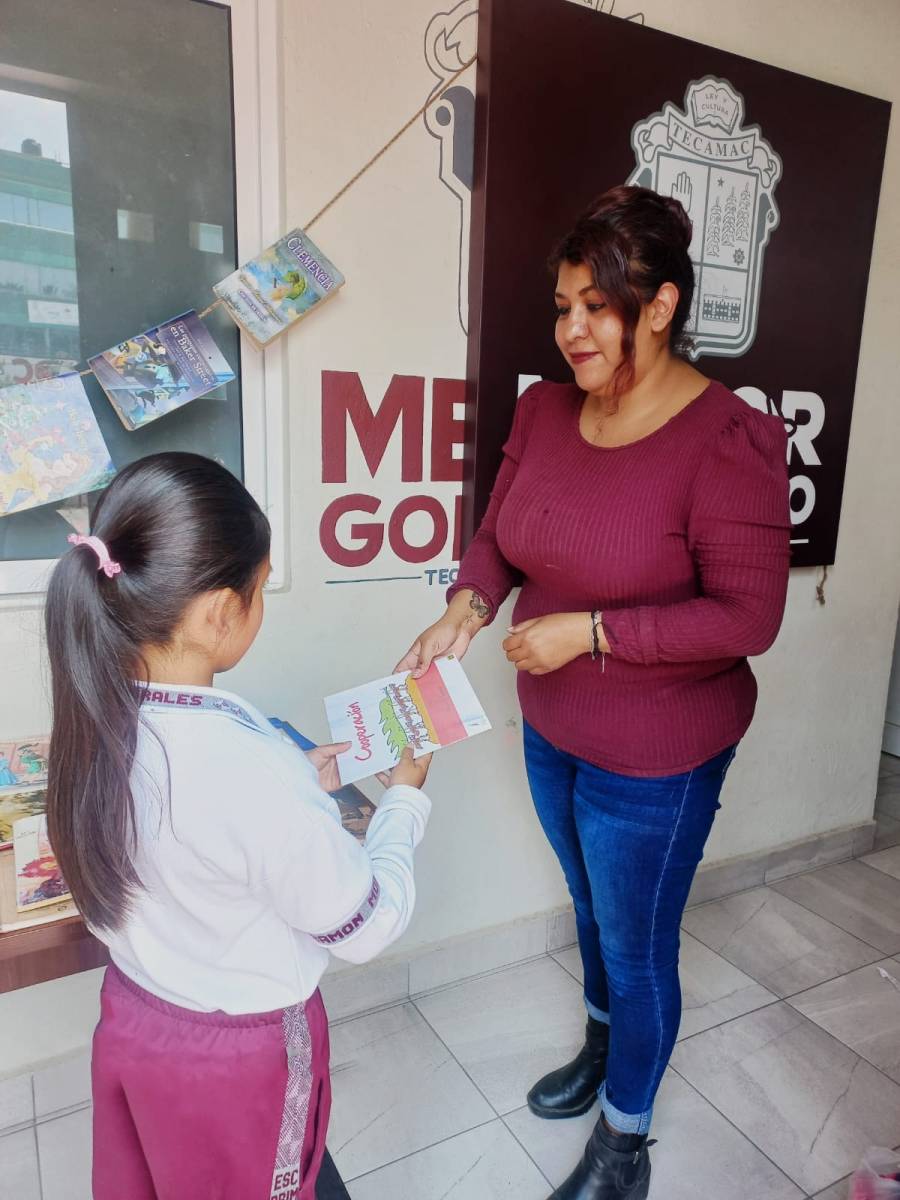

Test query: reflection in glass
[0,0,240,564]
[0,91,79,388]
[189,221,224,254]
[116,209,155,243]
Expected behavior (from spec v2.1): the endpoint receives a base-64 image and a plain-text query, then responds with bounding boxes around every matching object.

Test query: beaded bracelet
[590,609,606,673]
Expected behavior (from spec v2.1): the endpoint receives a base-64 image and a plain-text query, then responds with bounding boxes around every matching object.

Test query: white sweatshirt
[96,683,431,1014]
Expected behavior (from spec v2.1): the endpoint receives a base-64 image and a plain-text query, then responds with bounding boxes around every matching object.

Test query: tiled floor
[331,757,900,1200]
[9,760,900,1199]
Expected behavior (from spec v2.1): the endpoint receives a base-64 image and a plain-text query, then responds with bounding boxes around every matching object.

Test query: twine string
[303,55,476,231]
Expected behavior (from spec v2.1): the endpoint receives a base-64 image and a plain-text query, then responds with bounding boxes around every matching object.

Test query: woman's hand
[394,616,473,678]
[503,612,595,675]
[306,742,351,792]
[395,590,491,678]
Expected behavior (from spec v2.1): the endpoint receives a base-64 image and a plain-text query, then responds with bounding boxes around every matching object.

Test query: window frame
[0,0,289,604]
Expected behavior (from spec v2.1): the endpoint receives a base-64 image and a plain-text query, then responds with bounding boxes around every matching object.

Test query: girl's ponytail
[44,452,271,931]
[45,544,143,931]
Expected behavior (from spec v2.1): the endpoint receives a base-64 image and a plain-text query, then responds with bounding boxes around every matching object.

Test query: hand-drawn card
[13,812,70,912]
[214,229,344,348]
[0,787,46,851]
[89,311,235,430]
[0,373,115,516]
[0,736,49,792]
[325,655,491,786]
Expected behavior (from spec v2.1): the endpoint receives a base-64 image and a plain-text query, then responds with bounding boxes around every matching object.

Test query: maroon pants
[92,965,331,1200]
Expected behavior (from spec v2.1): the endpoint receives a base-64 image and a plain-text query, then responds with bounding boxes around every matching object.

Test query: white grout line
[335,1116,501,1187]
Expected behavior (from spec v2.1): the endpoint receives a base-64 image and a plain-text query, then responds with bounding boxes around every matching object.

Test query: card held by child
[89,311,235,430]
[213,229,344,348]
[325,655,491,785]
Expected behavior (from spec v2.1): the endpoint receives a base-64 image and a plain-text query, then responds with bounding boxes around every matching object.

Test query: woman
[397,186,791,1200]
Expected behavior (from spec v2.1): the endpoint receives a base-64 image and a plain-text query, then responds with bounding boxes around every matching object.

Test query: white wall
[1,0,899,973]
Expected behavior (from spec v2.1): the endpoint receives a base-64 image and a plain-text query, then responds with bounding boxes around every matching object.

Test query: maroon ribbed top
[450,380,791,776]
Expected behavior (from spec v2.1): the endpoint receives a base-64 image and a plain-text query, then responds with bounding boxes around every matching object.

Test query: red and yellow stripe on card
[406,664,466,747]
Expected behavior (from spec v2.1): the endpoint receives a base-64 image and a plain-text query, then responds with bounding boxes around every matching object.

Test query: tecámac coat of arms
[628,77,782,359]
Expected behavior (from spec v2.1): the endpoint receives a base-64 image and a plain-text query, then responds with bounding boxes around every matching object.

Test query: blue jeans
[523,721,736,1135]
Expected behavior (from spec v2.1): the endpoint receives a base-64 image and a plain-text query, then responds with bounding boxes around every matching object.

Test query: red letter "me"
[321,372,465,484]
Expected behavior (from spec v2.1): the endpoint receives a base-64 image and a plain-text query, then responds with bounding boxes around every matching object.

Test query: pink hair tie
[67,534,122,579]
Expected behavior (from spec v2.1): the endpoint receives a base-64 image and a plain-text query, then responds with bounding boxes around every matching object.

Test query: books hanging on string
[0,374,115,517]
[214,229,345,348]
[89,310,235,431]
[325,655,491,786]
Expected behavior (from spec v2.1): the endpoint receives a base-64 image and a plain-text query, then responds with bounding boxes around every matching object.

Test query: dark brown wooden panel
[0,917,108,993]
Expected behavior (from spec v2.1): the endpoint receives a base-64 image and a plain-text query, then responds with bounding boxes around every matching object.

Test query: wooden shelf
[0,916,108,994]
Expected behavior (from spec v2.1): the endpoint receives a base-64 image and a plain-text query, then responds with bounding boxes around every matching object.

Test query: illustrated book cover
[0,787,46,851]
[12,812,71,912]
[89,310,235,430]
[213,229,344,348]
[0,736,49,792]
[0,373,115,516]
[0,842,75,931]
[324,655,491,786]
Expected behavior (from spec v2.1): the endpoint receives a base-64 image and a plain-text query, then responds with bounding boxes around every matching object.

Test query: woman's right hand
[383,746,432,790]
[394,590,491,678]
[394,614,472,678]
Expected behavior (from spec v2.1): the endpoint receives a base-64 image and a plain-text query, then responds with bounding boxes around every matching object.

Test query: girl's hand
[394,618,472,678]
[502,613,593,675]
[378,746,432,790]
[306,742,351,792]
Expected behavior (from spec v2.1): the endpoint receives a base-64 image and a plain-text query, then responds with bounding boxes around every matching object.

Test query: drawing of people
[18,746,47,777]
[0,753,17,786]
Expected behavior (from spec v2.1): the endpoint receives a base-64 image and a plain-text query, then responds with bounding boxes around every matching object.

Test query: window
[0,261,78,299]
[0,0,287,598]
[189,221,225,254]
[0,192,74,232]
[116,209,155,243]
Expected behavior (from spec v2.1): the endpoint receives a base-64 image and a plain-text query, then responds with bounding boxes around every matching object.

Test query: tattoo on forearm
[468,592,490,621]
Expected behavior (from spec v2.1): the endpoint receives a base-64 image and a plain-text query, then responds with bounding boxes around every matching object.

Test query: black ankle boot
[549,1117,654,1200]
[527,1017,609,1119]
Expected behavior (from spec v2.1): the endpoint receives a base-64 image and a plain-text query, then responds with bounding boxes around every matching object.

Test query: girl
[45,451,431,1200]
[398,186,791,1200]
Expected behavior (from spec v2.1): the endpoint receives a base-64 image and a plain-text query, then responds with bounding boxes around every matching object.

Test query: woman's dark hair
[550,184,695,393]
[45,452,271,931]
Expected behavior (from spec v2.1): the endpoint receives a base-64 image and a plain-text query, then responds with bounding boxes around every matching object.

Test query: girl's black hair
[45,452,270,931]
